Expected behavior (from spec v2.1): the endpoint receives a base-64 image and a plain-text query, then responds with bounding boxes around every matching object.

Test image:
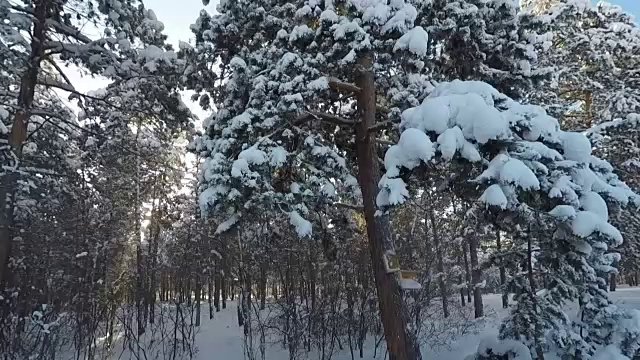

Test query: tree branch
[294,111,359,127]
[45,19,92,44]
[368,119,394,133]
[328,77,361,94]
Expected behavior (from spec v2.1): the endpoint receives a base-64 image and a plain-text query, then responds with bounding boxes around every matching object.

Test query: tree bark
[428,207,449,318]
[610,273,617,292]
[462,239,472,303]
[0,0,51,287]
[353,51,421,360]
[468,232,483,318]
[496,230,508,309]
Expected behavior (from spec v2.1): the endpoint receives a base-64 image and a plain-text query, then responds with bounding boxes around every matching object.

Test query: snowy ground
[192,287,640,360]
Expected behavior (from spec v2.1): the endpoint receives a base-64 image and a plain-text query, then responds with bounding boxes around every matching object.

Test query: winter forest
[5,0,640,359]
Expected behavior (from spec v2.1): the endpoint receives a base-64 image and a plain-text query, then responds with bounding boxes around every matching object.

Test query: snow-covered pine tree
[417,0,548,99]
[379,80,638,358]
[0,0,191,290]
[189,0,443,357]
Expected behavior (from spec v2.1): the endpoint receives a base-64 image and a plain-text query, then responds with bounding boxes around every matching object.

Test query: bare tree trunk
[462,239,472,304]
[468,233,483,318]
[353,51,421,360]
[496,230,508,309]
[214,274,221,312]
[0,0,51,287]
[428,207,448,318]
[610,273,617,292]
[527,233,544,360]
[260,263,267,310]
[208,276,214,319]
[195,275,202,327]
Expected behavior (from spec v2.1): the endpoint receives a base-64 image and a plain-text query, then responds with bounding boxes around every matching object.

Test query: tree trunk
[353,51,421,360]
[610,273,617,292]
[214,274,221,312]
[195,275,202,326]
[260,263,267,310]
[468,233,483,318]
[428,207,448,318]
[0,0,52,287]
[527,233,544,360]
[462,239,472,303]
[208,276,214,319]
[496,230,508,309]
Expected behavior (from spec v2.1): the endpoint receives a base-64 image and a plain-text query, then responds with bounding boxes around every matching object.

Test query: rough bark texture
[610,273,617,292]
[0,0,51,287]
[429,208,449,318]
[468,233,483,318]
[354,52,421,360]
[496,231,508,309]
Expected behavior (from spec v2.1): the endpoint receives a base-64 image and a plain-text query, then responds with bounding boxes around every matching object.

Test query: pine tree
[380,79,638,358]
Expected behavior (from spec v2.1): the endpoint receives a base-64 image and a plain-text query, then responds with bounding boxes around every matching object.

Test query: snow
[394,26,429,56]
[269,146,288,167]
[592,345,630,360]
[377,176,410,207]
[479,184,508,209]
[560,131,592,163]
[549,205,577,219]
[474,337,532,360]
[400,89,509,144]
[572,211,623,246]
[523,114,559,142]
[216,214,240,234]
[307,77,329,91]
[400,278,422,290]
[499,158,540,190]
[383,128,435,178]
[436,127,463,160]
[580,191,609,221]
[289,210,312,237]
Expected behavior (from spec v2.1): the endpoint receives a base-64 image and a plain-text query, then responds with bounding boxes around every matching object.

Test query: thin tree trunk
[527,233,544,360]
[428,207,449,318]
[195,275,202,327]
[468,232,483,318]
[0,0,51,287]
[214,274,221,312]
[462,239,472,303]
[353,51,421,360]
[260,263,267,310]
[496,230,508,309]
[610,273,617,292]
[208,276,214,319]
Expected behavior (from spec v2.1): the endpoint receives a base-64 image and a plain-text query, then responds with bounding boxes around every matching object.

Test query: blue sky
[608,0,640,18]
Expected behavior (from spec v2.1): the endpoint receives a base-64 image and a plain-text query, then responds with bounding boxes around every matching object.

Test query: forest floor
[193,287,640,360]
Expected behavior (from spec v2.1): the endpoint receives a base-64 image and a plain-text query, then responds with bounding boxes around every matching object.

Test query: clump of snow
[549,205,577,219]
[377,176,410,207]
[474,337,532,360]
[289,210,312,237]
[499,158,540,190]
[479,184,508,209]
[580,191,608,221]
[394,26,429,56]
[572,211,623,246]
[269,146,288,167]
[383,128,435,178]
[216,214,240,234]
[560,132,592,163]
[307,77,329,91]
